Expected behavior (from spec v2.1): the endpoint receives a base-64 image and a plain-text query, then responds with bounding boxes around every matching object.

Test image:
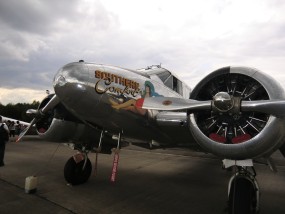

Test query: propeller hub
[213,92,233,112]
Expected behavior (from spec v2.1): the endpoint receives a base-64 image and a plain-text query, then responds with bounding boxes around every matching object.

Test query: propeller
[16,95,59,142]
[138,93,285,117]
[241,100,285,117]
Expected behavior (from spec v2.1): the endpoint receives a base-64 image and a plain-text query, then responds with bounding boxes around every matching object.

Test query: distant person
[15,121,22,136]
[0,116,9,167]
[9,121,16,138]
[6,120,11,128]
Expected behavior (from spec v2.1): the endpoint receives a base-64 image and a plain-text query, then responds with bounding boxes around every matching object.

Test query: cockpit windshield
[156,70,171,82]
[138,65,190,98]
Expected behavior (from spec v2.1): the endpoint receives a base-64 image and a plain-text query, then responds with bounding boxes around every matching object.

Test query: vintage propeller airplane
[17,60,285,214]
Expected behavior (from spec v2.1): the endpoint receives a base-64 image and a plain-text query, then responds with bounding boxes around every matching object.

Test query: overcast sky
[1,0,285,104]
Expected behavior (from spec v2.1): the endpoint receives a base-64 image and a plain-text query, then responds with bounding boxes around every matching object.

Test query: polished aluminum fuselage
[52,62,285,159]
[53,62,189,144]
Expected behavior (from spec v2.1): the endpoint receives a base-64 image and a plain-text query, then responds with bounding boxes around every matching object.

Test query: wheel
[228,176,257,214]
[64,157,92,185]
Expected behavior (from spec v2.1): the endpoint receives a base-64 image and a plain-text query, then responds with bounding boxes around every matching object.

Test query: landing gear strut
[224,160,260,214]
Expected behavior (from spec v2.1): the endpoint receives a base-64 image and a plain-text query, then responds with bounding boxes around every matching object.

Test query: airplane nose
[53,62,89,107]
[54,74,67,87]
[53,62,88,89]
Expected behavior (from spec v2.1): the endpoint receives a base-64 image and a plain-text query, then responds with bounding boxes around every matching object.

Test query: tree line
[0,101,40,122]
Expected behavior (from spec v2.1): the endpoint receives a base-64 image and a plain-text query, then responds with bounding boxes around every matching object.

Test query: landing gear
[226,163,259,214]
[64,130,123,185]
[64,155,92,185]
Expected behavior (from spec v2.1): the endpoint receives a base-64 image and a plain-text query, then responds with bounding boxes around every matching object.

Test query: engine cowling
[189,66,285,159]
[35,94,87,142]
[26,94,124,152]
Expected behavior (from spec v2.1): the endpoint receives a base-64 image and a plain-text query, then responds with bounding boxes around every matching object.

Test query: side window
[177,80,183,96]
[173,76,178,92]
[173,76,183,96]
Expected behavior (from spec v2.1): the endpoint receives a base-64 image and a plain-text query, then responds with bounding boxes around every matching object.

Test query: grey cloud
[0,0,119,61]
[0,0,118,36]
[0,0,80,35]
[0,0,120,91]
[0,60,54,90]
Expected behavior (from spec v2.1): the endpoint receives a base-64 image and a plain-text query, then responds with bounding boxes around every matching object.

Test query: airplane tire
[64,157,92,185]
[228,177,257,214]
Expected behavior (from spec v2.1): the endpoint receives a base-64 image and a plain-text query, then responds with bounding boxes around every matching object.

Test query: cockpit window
[143,66,186,97]
[164,75,173,89]
[173,76,183,95]
[157,71,171,82]
[163,75,183,96]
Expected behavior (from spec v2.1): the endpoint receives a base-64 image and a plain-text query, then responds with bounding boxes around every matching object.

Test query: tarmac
[0,135,285,214]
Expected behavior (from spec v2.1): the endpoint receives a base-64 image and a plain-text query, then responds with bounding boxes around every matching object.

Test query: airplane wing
[1,116,30,126]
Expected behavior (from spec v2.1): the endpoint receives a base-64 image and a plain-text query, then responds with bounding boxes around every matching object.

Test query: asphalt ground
[0,135,285,214]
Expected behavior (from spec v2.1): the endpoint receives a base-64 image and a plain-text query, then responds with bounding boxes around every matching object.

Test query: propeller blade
[26,95,59,117]
[26,109,39,116]
[241,100,285,117]
[137,97,212,111]
[16,118,37,143]
[41,95,59,114]
[138,96,285,117]
[16,95,60,142]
